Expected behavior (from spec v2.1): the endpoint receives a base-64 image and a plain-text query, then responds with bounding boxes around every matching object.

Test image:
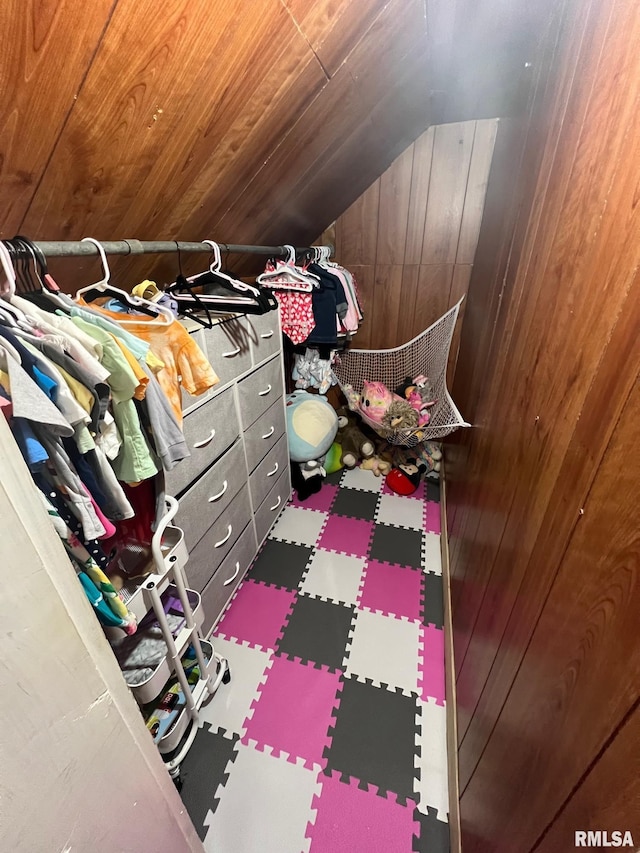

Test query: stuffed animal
[386,458,427,496]
[285,390,339,462]
[359,380,398,423]
[323,442,344,475]
[360,437,393,477]
[291,460,324,501]
[336,407,374,468]
[381,400,419,430]
[394,376,437,426]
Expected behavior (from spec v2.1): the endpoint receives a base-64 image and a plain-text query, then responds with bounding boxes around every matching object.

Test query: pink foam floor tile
[214,580,297,651]
[419,624,445,705]
[319,515,374,558]
[307,771,419,853]
[290,484,339,513]
[424,500,441,534]
[358,560,423,622]
[242,655,342,769]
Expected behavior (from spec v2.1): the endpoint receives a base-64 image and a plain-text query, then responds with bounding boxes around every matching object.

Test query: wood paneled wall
[333,119,497,373]
[447,0,640,848]
[0,1,551,293]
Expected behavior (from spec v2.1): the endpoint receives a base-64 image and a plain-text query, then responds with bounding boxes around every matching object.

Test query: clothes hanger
[167,240,277,320]
[256,245,319,292]
[75,237,173,325]
[0,241,16,299]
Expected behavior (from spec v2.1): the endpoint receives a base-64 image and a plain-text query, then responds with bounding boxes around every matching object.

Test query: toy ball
[285,390,339,462]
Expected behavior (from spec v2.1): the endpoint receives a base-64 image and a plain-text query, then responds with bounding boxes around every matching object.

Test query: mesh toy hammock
[332,298,470,446]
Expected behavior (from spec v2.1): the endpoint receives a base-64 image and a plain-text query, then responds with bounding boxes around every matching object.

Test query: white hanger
[201,240,261,297]
[257,243,319,290]
[75,237,173,326]
[0,241,17,299]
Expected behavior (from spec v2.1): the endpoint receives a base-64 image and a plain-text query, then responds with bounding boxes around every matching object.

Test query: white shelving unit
[112,495,229,778]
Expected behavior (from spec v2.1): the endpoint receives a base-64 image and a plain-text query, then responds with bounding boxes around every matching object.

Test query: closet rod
[5,240,332,259]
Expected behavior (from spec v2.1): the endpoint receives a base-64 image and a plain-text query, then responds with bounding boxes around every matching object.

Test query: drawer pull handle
[267,462,279,477]
[208,480,228,502]
[270,495,282,512]
[193,428,216,448]
[260,330,274,339]
[222,346,241,358]
[214,524,233,548]
[258,384,272,397]
[261,425,275,439]
[223,561,240,586]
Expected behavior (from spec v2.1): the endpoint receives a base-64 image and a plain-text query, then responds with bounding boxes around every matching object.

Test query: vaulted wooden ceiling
[1,0,550,286]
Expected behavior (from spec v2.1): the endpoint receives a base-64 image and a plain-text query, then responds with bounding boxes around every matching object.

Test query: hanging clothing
[75,300,219,424]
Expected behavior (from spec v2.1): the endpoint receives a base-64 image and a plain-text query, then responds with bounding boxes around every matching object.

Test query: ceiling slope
[1,0,554,286]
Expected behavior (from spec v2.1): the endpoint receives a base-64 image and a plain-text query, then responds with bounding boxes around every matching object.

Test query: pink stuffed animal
[359,381,399,423]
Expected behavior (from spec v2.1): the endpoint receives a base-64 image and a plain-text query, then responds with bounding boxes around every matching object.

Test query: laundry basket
[332,299,470,446]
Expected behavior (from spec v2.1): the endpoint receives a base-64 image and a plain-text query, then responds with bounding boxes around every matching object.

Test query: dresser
[165,311,291,636]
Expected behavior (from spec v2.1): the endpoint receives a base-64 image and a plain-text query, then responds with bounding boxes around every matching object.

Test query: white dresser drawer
[246,311,281,365]
[237,355,283,430]
[254,469,291,546]
[165,385,239,496]
[243,399,286,473]
[249,433,289,511]
[200,522,257,636]
[184,485,253,592]
[177,439,247,549]
[204,317,252,386]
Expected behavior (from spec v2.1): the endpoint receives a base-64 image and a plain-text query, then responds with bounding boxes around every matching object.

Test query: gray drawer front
[166,385,239,496]
[237,356,283,430]
[249,433,289,511]
[244,399,287,473]
[204,318,252,387]
[184,485,253,592]
[177,439,247,548]
[181,329,211,413]
[200,522,257,636]
[254,469,291,546]
[247,312,281,364]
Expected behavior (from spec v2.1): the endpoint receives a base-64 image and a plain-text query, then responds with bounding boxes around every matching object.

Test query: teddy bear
[336,407,375,468]
[361,437,393,476]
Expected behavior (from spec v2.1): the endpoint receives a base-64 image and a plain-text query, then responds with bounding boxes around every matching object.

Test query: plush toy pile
[285,387,442,502]
[342,375,438,443]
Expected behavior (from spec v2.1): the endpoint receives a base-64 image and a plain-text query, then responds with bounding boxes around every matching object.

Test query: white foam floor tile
[198,637,273,737]
[269,505,327,547]
[299,548,366,606]
[341,467,384,493]
[423,532,442,576]
[203,741,321,853]
[415,698,449,822]
[344,609,421,695]
[376,493,425,531]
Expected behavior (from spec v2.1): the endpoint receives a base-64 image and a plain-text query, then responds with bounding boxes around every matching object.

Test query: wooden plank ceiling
[1,0,542,289]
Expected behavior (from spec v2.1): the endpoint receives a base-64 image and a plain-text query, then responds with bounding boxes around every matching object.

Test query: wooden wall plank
[405,127,436,264]
[456,119,499,263]
[447,264,472,386]
[396,266,420,345]
[536,702,640,852]
[332,120,494,352]
[349,264,375,349]
[338,181,380,265]
[371,265,404,349]
[376,145,415,264]
[461,379,640,851]
[282,0,389,77]
[422,122,476,264]
[0,0,114,236]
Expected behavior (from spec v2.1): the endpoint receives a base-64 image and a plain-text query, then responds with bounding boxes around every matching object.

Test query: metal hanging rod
[3,239,332,259]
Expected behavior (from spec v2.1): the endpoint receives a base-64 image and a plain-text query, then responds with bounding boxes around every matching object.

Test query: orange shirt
[78,300,218,424]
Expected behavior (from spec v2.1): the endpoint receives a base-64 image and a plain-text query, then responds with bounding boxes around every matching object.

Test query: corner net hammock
[332,298,470,447]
